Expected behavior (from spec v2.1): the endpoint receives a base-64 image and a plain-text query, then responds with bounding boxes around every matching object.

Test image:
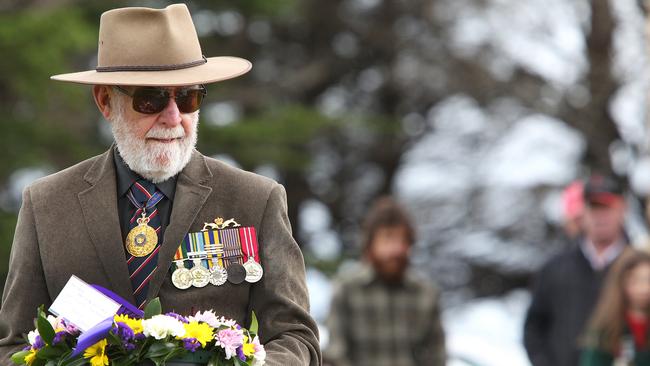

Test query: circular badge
[190,265,210,288]
[171,267,192,290]
[209,266,228,286]
[227,263,246,284]
[244,258,264,283]
[125,224,158,257]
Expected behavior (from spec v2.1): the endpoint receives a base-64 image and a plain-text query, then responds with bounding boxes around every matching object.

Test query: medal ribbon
[188,232,209,268]
[127,189,164,222]
[218,228,244,267]
[173,239,189,270]
[239,227,260,263]
[202,230,224,269]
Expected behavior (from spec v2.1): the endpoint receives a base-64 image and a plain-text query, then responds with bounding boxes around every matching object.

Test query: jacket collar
[79,146,213,304]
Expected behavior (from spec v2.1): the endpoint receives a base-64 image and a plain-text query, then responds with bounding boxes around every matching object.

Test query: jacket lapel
[77,148,135,303]
[147,150,213,300]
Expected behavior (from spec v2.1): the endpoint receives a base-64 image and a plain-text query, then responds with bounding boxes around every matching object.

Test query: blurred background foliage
[3,3,650,362]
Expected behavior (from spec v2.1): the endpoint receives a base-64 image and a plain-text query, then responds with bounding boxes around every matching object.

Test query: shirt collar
[580,238,626,271]
[357,261,419,288]
[113,147,177,200]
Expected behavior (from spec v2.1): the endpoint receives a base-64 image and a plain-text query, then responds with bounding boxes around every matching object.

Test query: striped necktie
[126,179,163,309]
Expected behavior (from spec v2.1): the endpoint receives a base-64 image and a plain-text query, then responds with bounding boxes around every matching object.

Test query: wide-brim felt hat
[51,4,251,86]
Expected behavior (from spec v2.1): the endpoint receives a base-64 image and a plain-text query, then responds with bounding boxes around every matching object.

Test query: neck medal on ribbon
[125,188,164,257]
[126,211,158,257]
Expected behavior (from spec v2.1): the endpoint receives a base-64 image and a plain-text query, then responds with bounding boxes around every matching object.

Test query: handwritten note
[49,276,121,332]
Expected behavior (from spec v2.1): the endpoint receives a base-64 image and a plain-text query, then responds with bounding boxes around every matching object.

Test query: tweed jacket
[0,147,321,365]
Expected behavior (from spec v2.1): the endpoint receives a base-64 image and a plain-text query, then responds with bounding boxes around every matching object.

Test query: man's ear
[92,85,112,120]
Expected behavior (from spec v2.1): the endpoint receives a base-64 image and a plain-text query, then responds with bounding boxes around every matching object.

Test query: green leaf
[249,311,259,335]
[36,313,55,345]
[10,350,30,364]
[59,357,87,366]
[144,341,177,358]
[144,298,162,318]
[35,345,64,359]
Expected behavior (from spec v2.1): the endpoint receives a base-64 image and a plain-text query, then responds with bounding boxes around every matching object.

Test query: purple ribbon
[69,285,144,358]
[70,317,113,357]
[90,284,144,318]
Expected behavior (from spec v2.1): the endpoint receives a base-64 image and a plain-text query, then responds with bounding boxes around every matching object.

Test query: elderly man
[524,174,628,366]
[0,4,320,365]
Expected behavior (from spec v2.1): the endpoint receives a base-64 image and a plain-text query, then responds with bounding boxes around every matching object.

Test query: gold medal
[126,212,158,257]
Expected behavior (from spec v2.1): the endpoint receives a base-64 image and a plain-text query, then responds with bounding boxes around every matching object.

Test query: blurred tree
[0,0,642,299]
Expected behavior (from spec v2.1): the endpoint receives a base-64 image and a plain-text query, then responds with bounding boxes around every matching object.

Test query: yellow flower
[24,348,37,365]
[178,321,214,348]
[114,314,144,334]
[242,342,256,357]
[83,339,109,366]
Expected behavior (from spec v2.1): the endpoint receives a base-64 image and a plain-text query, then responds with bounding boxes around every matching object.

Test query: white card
[49,275,121,332]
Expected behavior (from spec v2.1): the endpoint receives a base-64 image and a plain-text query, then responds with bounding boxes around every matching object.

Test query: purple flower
[56,318,80,335]
[237,346,246,361]
[183,338,201,352]
[115,322,135,342]
[32,335,45,350]
[22,345,31,351]
[52,331,67,345]
[165,312,189,323]
[124,342,136,352]
[115,322,139,351]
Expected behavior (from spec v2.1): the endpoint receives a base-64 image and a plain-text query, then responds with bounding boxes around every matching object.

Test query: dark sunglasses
[113,85,207,114]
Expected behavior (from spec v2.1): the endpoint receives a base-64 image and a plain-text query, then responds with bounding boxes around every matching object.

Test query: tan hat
[51,4,251,86]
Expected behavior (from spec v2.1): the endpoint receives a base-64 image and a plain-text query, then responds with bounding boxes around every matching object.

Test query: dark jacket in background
[524,243,619,366]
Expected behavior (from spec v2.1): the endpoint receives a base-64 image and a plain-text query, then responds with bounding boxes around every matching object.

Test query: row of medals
[171,242,264,290]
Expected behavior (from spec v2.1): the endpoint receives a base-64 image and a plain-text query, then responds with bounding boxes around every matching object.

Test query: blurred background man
[324,196,445,366]
[524,174,628,366]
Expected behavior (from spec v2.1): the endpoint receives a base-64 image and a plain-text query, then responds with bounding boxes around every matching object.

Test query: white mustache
[145,126,185,139]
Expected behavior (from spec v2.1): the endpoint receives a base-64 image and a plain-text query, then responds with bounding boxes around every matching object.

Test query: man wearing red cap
[524,174,628,366]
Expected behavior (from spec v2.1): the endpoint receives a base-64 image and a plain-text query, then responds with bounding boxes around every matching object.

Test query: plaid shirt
[324,264,446,366]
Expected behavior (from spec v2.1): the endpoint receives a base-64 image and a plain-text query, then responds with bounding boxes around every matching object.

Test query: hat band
[96,56,207,72]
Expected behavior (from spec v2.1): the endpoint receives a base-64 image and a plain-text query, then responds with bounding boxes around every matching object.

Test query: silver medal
[171,261,192,289]
[244,257,263,283]
[189,259,210,288]
[209,265,228,286]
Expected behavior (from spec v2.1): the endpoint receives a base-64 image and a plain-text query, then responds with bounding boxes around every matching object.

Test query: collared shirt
[580,238,626,271]
[113,148,177,242]
[324,263,446,366]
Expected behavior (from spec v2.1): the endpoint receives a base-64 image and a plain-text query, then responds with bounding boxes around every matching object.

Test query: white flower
[188,310,236,328]
[46,315,58,328]
[251,336,266,366]
[27,330,39,346]
[142,315,186,339]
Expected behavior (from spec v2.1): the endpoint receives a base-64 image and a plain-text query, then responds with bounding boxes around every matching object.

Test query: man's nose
[157,97,182,126]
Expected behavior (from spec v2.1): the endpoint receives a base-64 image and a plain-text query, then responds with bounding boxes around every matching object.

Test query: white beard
[109,96,198,183]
